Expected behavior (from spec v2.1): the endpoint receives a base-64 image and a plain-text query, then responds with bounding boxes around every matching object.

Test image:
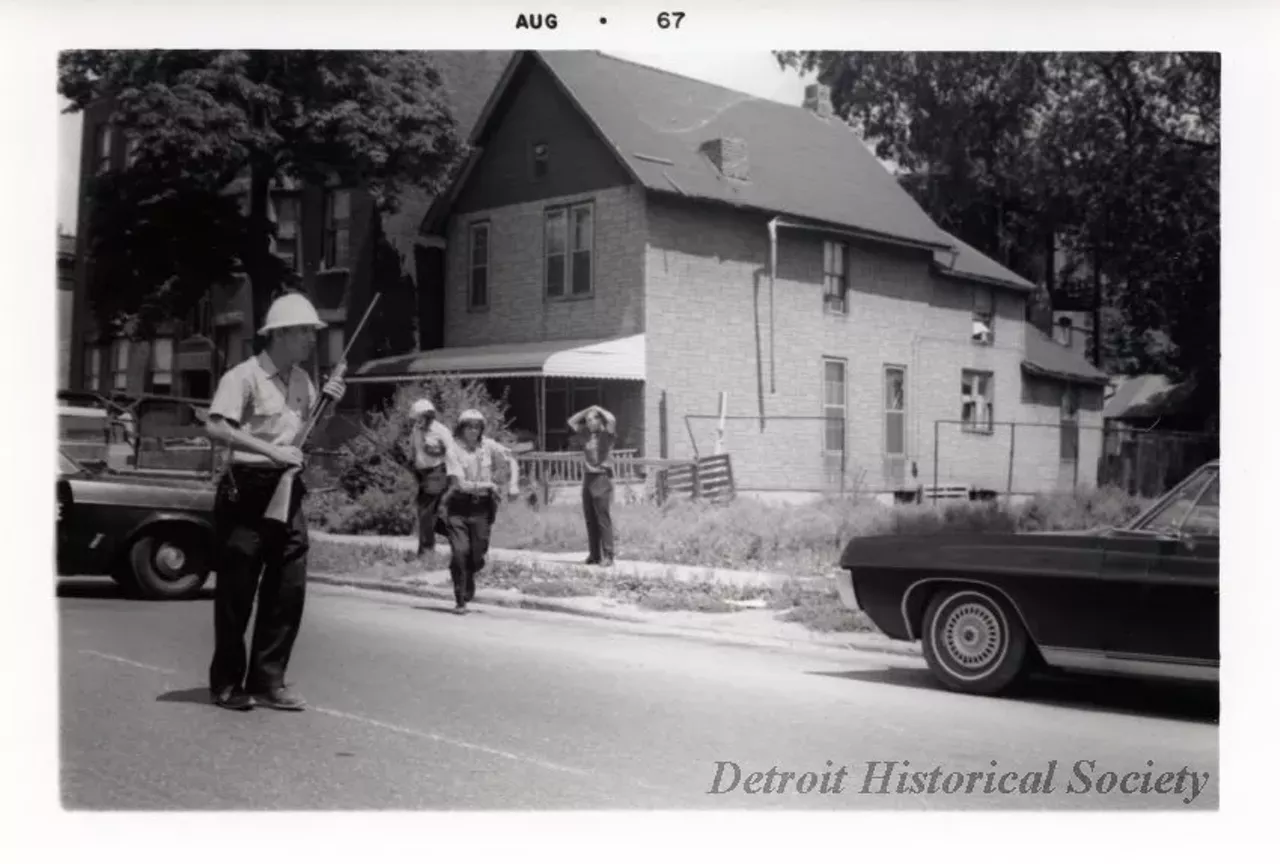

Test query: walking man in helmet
[409,398,454,557]
[442,409,520,614]
[203,292,346,711]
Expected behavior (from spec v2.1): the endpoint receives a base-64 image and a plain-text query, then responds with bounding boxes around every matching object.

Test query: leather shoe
[212,686,254,711]
[250,686,306,711]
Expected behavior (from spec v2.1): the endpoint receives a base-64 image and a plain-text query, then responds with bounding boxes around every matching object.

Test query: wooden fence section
[657,453,735,503]
[514,451,737,504]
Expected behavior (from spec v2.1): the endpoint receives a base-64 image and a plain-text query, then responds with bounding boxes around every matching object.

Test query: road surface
[59,578,1218,810]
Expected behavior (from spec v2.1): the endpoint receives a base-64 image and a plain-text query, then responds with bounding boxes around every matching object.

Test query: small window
[94,124,113,174]
[822,358,847,486]
[972,287,994,345]
[532,142,549,179]
[323,189,352,269]
[1056,316,1074,347]
[151,338,174,394]
[468,223,490,310]
[273,194,302,273]
[884,366,906,457]
[545,203,593,298]
[86,346,103,392]
[112,338,130,391]
[1059,385,1080,462]
[961,370,994,433]
[823,241,847,315]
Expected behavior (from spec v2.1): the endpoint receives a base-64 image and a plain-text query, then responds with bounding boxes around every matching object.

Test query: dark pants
[444,493,496,605]
[416,463,450,553]
[583,471,615,562]
[209,466,309,695]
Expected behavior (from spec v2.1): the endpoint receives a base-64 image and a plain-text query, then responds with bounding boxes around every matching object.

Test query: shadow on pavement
[156,687,214,706]
[57,578,214,602]
[413,605,482,616]
[811,667,1219,724]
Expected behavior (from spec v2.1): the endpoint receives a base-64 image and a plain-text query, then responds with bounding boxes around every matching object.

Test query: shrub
[308,377,520,534]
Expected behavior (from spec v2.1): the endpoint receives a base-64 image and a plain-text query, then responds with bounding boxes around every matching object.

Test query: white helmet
[457,408,485,426]
[410,398,436,418]
[259,292,327,335]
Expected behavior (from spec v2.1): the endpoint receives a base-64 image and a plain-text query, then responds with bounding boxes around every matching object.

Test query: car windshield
[59,449,83,474]
[1126,464,1220,538]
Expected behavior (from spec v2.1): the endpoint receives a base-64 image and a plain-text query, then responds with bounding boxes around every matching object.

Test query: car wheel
[921,588,1029,696]
[128,530,211,600]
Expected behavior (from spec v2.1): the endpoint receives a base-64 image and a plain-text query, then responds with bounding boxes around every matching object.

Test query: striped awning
[349,334,645,383]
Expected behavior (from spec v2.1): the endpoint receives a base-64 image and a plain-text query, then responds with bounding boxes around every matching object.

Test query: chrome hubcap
[942,602,1002,669]
[155,543,187,577]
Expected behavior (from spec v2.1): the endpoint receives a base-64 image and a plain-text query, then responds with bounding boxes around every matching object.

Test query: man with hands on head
[202,292,346,712]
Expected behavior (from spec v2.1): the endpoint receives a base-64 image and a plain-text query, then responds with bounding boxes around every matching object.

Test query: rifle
[263,292,382,523]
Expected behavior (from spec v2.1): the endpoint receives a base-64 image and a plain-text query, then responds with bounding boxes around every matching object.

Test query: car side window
[1137,469,1219,537]
[1180,477,1219,537]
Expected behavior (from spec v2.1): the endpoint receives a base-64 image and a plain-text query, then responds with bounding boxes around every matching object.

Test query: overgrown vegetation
[315,484,1152,578]
[308,378,520,535]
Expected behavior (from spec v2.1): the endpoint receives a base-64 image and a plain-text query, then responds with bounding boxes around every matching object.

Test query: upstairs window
[112,338,130,391]
[1060,385,1080,462]
[545,203,593,299]
[273,194,301,274]
[531,141,549,180]
[323,189,352,269]
[972,287,994,345]
[468,222,490,310]
[823,241,848,315]
[150,338,174,395]
[94,124,113,174]
[1056,316,1074,347]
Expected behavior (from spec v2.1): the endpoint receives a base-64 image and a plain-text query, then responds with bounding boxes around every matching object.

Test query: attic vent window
[804,83,833,119]
[532,141,549,179]
[699,136,749,182]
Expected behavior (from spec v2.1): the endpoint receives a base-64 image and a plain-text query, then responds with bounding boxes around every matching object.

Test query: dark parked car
[57,448,216,600]
[836,460,1220,696]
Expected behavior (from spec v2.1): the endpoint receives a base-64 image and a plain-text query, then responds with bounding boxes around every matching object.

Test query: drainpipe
[767,217,779,395]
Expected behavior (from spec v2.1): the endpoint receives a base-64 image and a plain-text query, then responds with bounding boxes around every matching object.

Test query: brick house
[345,51,1109,495]
[67,52,512,428]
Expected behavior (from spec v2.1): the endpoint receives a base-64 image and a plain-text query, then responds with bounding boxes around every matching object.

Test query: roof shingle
[1022,323,1109,385]
[534,51,954,251]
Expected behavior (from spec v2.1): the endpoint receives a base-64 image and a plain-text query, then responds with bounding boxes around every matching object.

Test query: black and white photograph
[6,0,1276,858]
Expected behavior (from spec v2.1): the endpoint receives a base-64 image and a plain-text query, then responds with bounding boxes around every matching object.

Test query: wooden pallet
[659,453,735,503]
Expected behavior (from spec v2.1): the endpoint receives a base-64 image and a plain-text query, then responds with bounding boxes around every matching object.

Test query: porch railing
[516,449,642,486]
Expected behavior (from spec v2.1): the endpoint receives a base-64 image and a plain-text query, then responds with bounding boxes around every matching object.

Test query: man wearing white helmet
[408,397,454,557]
[442,408,520,613]
[203,291,346,711]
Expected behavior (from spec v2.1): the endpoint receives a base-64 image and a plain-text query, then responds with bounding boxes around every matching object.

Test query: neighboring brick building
[351,51,1109,495]
[67,52,512,421]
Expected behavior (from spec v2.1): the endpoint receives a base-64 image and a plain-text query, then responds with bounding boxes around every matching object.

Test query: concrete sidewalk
[309,529,830,590]
[308,530,920,660]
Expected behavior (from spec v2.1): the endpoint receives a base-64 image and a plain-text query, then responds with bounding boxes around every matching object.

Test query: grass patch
[308,538,875,631]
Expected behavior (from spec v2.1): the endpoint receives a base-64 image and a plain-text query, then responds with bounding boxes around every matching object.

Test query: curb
[309,572,923,661]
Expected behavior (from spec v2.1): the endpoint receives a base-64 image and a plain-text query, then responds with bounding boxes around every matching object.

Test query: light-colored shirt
[209,352,316,465]
[446,437,511,493]
[413,420,455,469]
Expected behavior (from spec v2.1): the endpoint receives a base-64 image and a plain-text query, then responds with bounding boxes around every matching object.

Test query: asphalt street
[59,578,1219,810]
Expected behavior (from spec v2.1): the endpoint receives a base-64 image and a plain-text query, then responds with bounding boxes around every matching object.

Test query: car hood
[838,527,1113,571]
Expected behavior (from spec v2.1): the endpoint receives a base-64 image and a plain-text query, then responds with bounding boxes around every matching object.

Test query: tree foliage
[775,51,1220,425]
[59,50,465,341]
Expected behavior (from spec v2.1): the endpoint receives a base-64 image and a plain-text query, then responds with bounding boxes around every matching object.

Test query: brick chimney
[700,136,749,182]
[803,83,833,119]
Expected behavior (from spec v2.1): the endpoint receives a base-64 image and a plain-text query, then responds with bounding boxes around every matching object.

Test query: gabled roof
[1022,324,1109,386]
[427,51,960,254]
